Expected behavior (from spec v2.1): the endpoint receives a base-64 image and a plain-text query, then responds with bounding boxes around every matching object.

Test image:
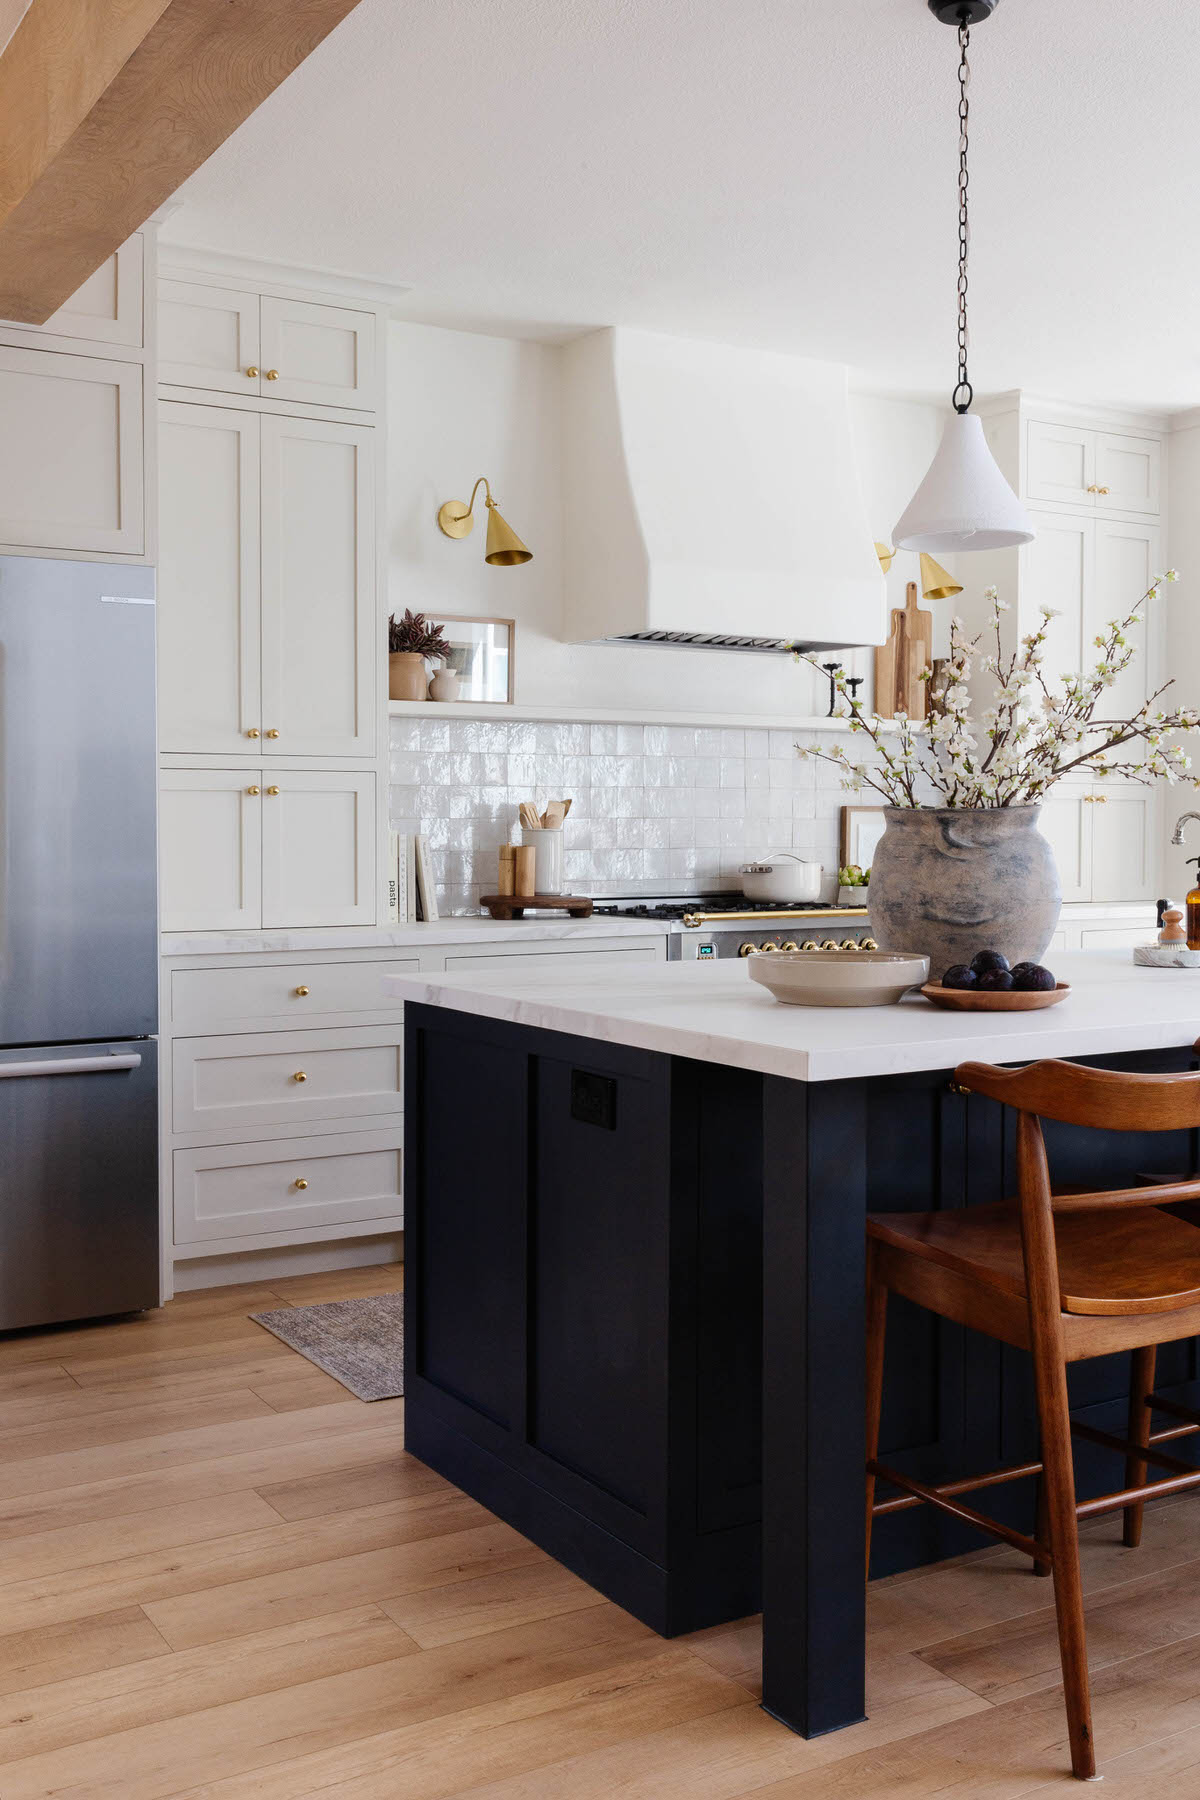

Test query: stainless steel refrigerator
[0,555,158,1330]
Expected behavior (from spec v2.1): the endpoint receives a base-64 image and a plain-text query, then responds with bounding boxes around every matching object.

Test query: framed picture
[839,804,887,873]
[428,614,514,704]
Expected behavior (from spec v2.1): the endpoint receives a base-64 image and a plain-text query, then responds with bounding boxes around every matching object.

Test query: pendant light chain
[953,18,972,413]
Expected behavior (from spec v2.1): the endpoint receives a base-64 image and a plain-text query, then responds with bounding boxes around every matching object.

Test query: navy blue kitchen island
[391,954,1200,1740]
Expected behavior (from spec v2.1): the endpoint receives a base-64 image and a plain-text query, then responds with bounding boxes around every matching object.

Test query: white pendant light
[893,2,1033,554]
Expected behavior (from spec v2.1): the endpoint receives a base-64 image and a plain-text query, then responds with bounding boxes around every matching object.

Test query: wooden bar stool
[864,1057,1200,1782]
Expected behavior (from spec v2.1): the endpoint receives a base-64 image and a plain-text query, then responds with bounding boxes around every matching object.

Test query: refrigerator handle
[0,1054,142,1080]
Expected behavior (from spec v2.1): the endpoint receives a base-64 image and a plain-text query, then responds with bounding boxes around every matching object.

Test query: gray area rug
[250,1291,404,1401]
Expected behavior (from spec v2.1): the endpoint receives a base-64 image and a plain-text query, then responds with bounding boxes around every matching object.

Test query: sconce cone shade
[893,413,1034,553]
[918,554,962,600]
[485,502,532,567]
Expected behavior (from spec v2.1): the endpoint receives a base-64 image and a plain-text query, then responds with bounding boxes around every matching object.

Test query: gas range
[592,892,875,961]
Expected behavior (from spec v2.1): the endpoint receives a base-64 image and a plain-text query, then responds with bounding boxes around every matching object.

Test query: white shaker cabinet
[1020,510,1161,714]
[158,404,375,759]
[1089,785,1161,902]
[0,346,144,555]
[159,279,378,411]
[1026,419,1160,516]
[160,767,376,932]
[1,237,144,351]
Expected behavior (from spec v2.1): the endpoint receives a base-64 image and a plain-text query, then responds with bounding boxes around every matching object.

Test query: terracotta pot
[388,651,427,701]
[867,805,1061,976]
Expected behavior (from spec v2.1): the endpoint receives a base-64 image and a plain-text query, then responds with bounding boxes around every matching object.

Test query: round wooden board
[920,980,1070,1012]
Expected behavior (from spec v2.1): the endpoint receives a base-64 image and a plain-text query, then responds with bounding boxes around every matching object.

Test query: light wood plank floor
[2,1265,1200,1795]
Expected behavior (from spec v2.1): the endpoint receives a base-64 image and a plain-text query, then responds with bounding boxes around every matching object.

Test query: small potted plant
[388,610,453,702]
[837,863,869,907]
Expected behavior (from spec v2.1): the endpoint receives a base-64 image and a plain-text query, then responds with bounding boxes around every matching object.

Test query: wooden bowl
[920,980,1070,1012]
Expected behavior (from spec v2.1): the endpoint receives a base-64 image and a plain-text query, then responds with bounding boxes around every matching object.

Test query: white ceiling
[161,0,1200,412]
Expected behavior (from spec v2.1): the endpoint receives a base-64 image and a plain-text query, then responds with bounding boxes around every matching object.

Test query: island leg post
[760,1074,868,1736]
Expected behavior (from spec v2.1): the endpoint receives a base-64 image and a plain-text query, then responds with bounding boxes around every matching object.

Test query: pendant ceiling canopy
[893,0,1033,554]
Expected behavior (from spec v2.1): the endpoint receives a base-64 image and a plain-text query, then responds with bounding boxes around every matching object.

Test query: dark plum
[970,949,1011,976]
[1012,963,1056,992]
[941,963,978,990]
[977,969,1014,992]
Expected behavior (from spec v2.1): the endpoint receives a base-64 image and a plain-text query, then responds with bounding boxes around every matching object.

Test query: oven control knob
[862,937,879,951]
[739,942,759,957]
[759,940,780,952]
[799,939,818,951]
[821,938,841,951]
[781,941,799,953]
[841,938,863,951]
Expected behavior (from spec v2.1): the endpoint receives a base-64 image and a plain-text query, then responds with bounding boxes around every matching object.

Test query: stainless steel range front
[592,893,876,961]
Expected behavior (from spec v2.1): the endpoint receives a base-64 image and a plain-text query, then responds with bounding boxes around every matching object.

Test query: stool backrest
[955,1057,1200,1215]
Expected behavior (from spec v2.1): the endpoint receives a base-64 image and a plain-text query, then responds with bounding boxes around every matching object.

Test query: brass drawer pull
[294,985,309,997]
[293,1177,308,1190]
[291,1070,307,1083]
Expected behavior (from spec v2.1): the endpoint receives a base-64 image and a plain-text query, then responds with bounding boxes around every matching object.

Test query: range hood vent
[562,329,886,653]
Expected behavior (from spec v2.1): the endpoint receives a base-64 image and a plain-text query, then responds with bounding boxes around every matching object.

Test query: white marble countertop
[160,917,669,957]
[383,950,1200,1083]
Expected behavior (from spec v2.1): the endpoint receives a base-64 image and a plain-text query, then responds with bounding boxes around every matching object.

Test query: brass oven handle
[683,907,870,928]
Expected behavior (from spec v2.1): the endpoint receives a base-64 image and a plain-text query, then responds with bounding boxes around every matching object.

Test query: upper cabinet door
[1092,518,1162,722]
[158,403,262,755]
[259,414,376,758]
[258,297,378,410]
[1019,511,1094,690]
[2,237,143,350]
[1026,421,1096,507]
[260,770,376,928]
[0,347,143,555]
[1094,432,1161,516]
[159,768,263,933]
[159,280,261,395]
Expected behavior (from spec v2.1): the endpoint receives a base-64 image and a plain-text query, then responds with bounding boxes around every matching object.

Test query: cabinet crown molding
[158,244,410,315]
[975,389,1171,438]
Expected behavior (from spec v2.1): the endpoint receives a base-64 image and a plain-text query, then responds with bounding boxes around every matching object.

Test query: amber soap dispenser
[1187,860,1200,951]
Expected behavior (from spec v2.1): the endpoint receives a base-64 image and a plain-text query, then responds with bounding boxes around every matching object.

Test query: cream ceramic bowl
[748,948,930,1007]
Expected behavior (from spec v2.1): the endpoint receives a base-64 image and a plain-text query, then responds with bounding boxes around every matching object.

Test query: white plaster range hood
[562,328,886,653]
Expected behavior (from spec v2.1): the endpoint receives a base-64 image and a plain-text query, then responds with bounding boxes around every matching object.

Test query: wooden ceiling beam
[0,0,365,323]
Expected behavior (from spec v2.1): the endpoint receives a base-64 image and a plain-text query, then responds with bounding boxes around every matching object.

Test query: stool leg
[1032,1339,1095,1780]
[864,1241,887,1584]
[1123,1344,1156,1549]
[1033,1475,1052,1577]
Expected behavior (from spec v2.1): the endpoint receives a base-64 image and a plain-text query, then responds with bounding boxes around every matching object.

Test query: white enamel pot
[740,855,823,904]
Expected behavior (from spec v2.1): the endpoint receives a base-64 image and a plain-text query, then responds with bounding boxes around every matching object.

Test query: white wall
[387,320,951,717]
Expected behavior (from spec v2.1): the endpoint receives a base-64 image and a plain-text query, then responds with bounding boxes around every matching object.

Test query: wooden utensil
[518,802,541,831]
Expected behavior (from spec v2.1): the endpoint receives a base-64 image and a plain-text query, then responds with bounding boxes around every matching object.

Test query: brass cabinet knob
[738,943,758,957]
[246,365,259,378]
[265,368,279,380]
[1086,484,1097,493]
[265,728,280,739]
[293,1177,308,1190]
[292,1070,307,1082]
[294,985,309,997]
[246,728,260,738]
[266,785,280,796]
[1099,486,1109,494]
[246,785,260,796]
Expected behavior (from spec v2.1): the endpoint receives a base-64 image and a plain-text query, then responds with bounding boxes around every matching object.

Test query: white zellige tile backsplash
[390,717,855,916]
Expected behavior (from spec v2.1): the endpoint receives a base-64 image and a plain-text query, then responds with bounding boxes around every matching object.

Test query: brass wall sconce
[874,542,961,601]
[437,478,532,566]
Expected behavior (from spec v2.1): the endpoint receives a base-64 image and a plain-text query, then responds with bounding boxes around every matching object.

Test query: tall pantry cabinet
[155,265,386,932]
[971,396,1169,905]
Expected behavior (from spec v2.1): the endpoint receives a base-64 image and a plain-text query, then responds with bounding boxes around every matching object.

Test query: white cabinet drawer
[441,946,664,972]
[173,1127,402,1244]
[1080,926,1155,949]
[169,958,419,1033]
[173,1026,402,1133]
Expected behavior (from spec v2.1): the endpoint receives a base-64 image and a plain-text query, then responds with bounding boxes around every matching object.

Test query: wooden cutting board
[874,582,933,719]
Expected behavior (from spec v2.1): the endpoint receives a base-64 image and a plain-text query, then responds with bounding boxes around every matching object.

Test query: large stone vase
[867,806,1061,976]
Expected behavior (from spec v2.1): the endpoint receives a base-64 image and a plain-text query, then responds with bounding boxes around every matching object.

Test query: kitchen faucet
[1171,812,1200,846]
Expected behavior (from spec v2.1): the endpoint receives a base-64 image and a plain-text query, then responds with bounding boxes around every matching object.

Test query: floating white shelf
[387,699,896,733]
